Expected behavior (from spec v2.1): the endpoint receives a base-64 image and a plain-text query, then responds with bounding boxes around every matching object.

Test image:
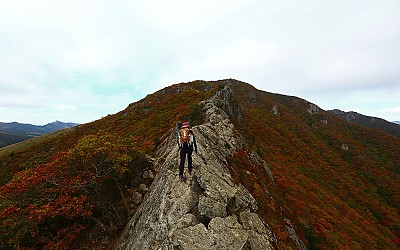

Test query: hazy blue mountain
[0,132,31,148]
[0,121,78,148]
[42,121,79,132]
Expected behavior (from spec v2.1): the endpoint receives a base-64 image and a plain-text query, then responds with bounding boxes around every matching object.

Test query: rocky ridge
[329,109,400,138]
[116,86,279,249]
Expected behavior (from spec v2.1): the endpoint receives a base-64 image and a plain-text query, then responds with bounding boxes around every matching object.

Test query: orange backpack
[180,128,191,144]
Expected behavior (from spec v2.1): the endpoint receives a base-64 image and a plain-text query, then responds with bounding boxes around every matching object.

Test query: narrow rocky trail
[116,87,276,249]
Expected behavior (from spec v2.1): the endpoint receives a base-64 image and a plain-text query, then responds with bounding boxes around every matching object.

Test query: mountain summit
[0,79,399,249]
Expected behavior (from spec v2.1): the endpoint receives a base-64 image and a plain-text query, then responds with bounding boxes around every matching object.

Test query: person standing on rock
[177,121,198,181]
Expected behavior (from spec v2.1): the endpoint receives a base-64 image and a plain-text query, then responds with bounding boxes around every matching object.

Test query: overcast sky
[1,0,399,124]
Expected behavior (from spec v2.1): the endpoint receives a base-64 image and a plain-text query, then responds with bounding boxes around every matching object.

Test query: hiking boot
[188,168,192,175]
[179,175,185,181]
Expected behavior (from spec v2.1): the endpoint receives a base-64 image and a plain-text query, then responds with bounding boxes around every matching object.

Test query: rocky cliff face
[115,86,291,249]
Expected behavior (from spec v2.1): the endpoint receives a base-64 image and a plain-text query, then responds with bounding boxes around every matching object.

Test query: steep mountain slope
[329,109,400,138]
[0,121,78,148]
[225,81,400,249]
[0,81,219,249]
[0,79,399,249]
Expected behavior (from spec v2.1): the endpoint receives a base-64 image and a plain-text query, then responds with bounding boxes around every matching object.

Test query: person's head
[181,121,190,128]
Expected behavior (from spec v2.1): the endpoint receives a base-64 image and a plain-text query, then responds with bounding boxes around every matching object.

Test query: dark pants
[179,144,193,176]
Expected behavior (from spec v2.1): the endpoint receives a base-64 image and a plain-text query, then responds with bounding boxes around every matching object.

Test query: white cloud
[132,0,256,35]
[55,105,77,111]
[376,105,400,122]
[0,0,399,124]
[204,40,277,71]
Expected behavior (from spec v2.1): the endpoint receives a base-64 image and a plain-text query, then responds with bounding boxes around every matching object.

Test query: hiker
[177,121,198,181]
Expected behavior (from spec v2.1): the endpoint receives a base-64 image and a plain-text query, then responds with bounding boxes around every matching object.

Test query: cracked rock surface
[116,86,275,250]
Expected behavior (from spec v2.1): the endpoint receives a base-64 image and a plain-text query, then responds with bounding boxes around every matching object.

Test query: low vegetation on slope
[225,81,400,249]
[1,79,399,249]
[0,81,217,249]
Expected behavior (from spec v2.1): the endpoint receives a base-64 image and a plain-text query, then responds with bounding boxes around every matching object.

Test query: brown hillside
[224,80,400,249]
[0,81,219,249]
[0,79,399,249]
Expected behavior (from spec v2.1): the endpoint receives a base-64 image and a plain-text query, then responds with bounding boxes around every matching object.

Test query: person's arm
[177,134,181,148]
[176,122,182,148]
[192,132,198,154]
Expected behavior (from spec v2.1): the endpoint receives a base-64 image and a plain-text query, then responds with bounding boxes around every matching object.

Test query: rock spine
[115,86,275,250]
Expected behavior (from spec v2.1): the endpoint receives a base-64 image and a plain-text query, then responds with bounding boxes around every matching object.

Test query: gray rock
[148,170,155,179]
[209,215,248,250]
[172,223,215,250]
[131,192,142,205]
[143,169,155,180]
[116,86,276,250]
[284,218,308,250]
[272,105,279,116]
[198,195,227,219]
[138,183,148,194]
[175,213,199,229]
[247,231,273,250]
[239,211,267,234]
[341,143,350,151]
[143,170,149,179]
[237,184,258,211]
[308,103,320,114]
[239,211,274,250]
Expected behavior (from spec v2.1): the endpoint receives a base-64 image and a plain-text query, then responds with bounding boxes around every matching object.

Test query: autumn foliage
[0,134,134,248]
[0,81,217,248]
[1,79,399,249]
[225,82,400,249]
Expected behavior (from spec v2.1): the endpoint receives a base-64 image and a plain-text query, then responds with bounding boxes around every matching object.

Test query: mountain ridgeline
[0,121,78,148]
[0,79,399,249]
[329,109,400,138]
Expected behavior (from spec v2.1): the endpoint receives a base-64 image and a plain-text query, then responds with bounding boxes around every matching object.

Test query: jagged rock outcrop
[116,86,276,249]
[284,218,307,250]
[271,105,280,116]
[307,103,320,114]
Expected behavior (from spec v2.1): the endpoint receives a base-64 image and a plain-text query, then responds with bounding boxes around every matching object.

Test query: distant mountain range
[0,121,78,148]
[329,109,400,138]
